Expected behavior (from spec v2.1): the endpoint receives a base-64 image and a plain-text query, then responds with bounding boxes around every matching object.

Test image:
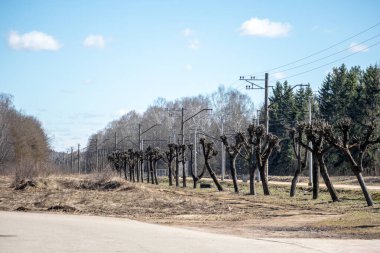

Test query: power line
[246,22,380,77]
[274,33,380,75]
[273,39,380,83]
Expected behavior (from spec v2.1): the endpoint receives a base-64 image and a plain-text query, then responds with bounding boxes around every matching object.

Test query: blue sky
[1,0,379,151]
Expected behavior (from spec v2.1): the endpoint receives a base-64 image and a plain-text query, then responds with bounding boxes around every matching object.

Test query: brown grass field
[0,174,379,239]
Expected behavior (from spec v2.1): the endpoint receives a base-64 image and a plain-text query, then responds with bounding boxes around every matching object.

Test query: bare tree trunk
[259,166,270,195]
[312,153,319,199]
[168,163,173,186]
[153,161,158,185]
[147,160,150,183]
[354,171,374,206]
[249,166,256,195]
[290,142,302,197]
[136,162,140,182]
[132,166,136,183]
[182,159,187,188]
[124,163,128,181]
[150,159,154,185]
[229,156,239,193]
[140,160,144,183]
[205,160,223,191]
[318,155,339,202]
[175,158,179,187]
[290,170,300,197]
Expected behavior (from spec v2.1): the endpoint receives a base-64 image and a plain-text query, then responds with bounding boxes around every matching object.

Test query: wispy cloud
[115,109,130,117]
[83,79,93,85]
[8,31,61,51]
[182,28,194,37]
[182,28,200,50]
[348,42,369,53]
[273,72,286,80]
[83,35,105,48]
[185,64,193,71]
[239,17,291,38]
[188,39,200,50]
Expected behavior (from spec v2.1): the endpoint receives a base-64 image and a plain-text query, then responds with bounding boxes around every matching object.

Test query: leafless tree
[298,121,339,202]
[108,151,123,178]
[199,138,223,191]
[289,125,308,197]
[220,133,246,193]
[246,124,279,195]
[326,118,380,206]
[188,144,206,188]
[162,143,175,186]
[173,144,185,187]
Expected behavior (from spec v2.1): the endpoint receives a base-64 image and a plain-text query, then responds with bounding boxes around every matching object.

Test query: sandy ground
[0,175,379,239]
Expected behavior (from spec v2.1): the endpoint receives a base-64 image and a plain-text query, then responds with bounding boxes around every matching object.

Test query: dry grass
[0,174,379,239]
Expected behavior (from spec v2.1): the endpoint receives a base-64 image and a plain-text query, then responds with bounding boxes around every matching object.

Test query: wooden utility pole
[138,124,142,180]
[221,117,225,180]
[239,73,270,176]
[77,144,80,174]
[264,73,269,177]
[95,138,99,172]
[194,130,197,176]
[70,147,73,172]
[181,108,186,187]
[308,96,313,186]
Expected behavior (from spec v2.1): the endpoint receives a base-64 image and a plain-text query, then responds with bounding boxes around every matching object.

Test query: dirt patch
[15,206,30,212]
[13,179,36,190]
[47,205,76,212]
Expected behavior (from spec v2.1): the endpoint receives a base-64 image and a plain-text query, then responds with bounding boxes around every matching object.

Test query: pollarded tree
[299,120,339,202]
[145,147,152,183]
[108,150,123,177]
[125,149,139,182]
[187,144,206,188]
[246,124,279,195]
[162,143,176,186]
[326,118,380,206]
[173,144,185,187]
[220,132,246,193]
[199,138,223,191]
[151,147,162,185]
[289,125,308,197]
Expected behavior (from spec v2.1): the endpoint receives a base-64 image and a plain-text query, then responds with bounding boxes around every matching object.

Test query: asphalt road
[0,211,379,253]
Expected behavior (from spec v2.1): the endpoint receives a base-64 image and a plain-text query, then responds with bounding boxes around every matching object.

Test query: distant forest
[1,64,379,177]
[0,94,50,174]
[80,64,379,177]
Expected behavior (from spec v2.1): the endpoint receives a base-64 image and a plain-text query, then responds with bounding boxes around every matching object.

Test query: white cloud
[115,109,129,117]
[83,79,93,85]
[273,72,286,80]
[185,64,193,71]
[188,39,200,50]
[8,31,61,51]
[348,42,369,53]
[182,28,194,37]
[182,28,200,50]
[239,17,291,38]
[83,35,105,48]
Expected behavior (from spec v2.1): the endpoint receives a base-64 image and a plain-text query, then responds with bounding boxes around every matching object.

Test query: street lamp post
[138,123,161,181]
[181,108,212,187]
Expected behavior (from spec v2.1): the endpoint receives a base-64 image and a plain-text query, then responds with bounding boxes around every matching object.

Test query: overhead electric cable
[272,40,380,83]
[247,22,380,76]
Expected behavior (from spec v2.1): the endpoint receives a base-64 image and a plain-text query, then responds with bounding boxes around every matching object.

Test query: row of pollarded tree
[289,118,379,206]
[108,119,379,207]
